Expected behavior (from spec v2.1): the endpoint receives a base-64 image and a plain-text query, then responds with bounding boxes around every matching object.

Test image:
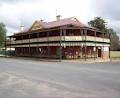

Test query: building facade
[6,16,110,60]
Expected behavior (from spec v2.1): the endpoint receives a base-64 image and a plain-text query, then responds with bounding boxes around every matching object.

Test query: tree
[108,28,120,51]
[0,23,6,48]
[88,17,120,51]
[88,17,107,32]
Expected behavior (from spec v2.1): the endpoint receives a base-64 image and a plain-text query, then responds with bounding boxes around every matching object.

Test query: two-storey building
[6,16,110,60]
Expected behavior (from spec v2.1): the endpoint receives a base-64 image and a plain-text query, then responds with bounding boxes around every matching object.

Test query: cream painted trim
[64,36,82,41]
[86,36,110,43]
[6,36,110,45]
[6,42,110,48]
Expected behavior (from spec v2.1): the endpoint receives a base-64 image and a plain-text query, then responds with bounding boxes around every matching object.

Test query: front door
[98,49,101,57]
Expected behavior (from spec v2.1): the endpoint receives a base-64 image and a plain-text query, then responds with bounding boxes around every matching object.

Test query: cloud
[0,0,120,36]
[91,0,120,36]
[92,0,120,21]
[0,0,44,4]
[0,0,94,35]
[0,0,52,35]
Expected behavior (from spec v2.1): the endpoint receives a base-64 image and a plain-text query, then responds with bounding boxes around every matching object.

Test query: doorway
[98,49,101,57]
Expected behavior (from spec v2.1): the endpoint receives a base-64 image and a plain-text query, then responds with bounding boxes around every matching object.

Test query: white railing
[6,43,110,48]
[64,36,82,41]
[64,36,110,43]
[6,36,110,45]
[86,36,110,43]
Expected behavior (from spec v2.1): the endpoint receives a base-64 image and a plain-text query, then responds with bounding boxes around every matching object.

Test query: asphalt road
[0,58,120,98]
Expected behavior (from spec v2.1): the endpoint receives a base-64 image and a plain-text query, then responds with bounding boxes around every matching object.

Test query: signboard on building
[93,47,96,51]
[102,47,109,52]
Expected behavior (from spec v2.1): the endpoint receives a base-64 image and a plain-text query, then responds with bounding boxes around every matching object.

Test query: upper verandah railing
[6,35,110,45]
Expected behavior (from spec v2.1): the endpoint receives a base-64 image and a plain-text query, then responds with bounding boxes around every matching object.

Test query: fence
[0,49,15,57]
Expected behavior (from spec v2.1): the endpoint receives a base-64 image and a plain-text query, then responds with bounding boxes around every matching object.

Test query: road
[0,58,120,98]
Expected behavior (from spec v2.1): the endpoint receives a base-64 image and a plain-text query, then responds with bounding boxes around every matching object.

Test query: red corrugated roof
[14,17,97,35]
[43,17,87,28]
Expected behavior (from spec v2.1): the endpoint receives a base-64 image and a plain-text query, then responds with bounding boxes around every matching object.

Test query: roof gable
[28,17,91,32]
[29,21,45,31]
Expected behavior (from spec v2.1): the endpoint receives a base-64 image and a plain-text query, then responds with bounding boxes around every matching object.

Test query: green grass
[110,51,120,58]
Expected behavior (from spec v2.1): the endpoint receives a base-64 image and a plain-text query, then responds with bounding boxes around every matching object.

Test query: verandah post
[84,29,87,61]
[10,37,11,57]
[59,29,63,61]
[28,33,31,56]
[94,31,96,60]
[81,29,83,59]
[47,31,50,59]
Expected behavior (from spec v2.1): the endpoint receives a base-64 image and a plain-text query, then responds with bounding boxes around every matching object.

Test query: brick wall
[102,51,109,59]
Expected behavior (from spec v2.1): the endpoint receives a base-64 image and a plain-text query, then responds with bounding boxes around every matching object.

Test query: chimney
[56,15,61,21]
[20,25,24,31]
[40,19,44,22]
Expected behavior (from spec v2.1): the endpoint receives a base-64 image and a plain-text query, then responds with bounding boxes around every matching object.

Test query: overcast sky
[0,0,120,36]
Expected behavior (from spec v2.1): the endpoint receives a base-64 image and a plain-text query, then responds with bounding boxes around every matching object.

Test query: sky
[0,0,120,36]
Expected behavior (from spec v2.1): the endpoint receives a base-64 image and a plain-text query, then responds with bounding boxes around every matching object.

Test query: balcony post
[36,33,39,57]
[102,32,104,59]
[47,31,50,59]
[63,29,66,59]
[15,37,16,52]
[63,29,66,41]
[4,35,6,57]
[47,46,50,59]
[109,32,111,61]
[59,29,63,61]
[81,29,83,59]
[28,34,31,56]
[10,37,12,56]
[94,31,96,60]
[84,29,87,61]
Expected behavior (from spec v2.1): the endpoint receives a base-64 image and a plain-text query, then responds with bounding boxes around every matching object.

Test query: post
[28,34,31,56]
[59,29,62,61]
[84,29,87,61]
[10,37,11,56]
[63,29,66,59]
[4,32,7,57]
[81,29,83,59]
[63,29,66,41]
[102,32,105,59]
[94,31,96,60]
[109,32,111,61]
[14,37,16,56]
[37,33,39,57]
[47,31,50,59]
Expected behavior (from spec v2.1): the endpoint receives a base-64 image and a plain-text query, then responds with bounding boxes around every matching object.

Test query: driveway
[0,58,120,98]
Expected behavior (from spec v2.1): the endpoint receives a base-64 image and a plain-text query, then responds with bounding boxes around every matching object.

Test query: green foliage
[0,50,15,56]
[88,17,120,51]
[108,28,120,50]
[88,17,107,32]
[0,23,6,47]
